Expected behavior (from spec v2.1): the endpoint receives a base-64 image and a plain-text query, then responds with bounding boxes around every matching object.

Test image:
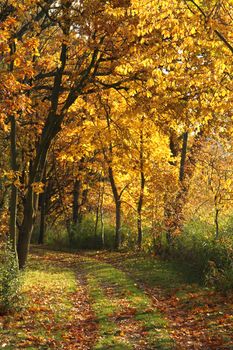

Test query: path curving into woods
[1,249,233,349]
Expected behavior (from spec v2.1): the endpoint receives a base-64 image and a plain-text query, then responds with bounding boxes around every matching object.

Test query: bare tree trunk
[73,179,81,225]
[38,163,47,245]
[179,132,188,182]
[94,186,101,238]
[115,199,121,250]
[9,115,18,257]
[108,166,121,249]
[137,126,145,250]
[79,188,88,224]
[100,183,105,248]
[215,207,219,239]
[38,191,46,245]
[17,186,37,269]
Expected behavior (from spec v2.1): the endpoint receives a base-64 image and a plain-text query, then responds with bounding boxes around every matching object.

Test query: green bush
[45,225,70,248]
[0,242,22,314]
[159,219,233,291]
[68,215,116,250]
[43,215,137,251]
[44,215,117,250]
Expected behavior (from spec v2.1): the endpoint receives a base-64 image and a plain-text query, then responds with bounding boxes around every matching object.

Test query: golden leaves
[31,182,45,194]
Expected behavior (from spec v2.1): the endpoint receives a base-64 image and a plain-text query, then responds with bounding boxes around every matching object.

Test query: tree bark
[165,131,203,245]
[17,186,36,269]
[38,163,47,245]
[179,132,188,182]
[38,191,46,245]
[115,199,121,250]
[17,39,69,268]
[165,131,189,245]
[94,186,101,238]
[100,183,105,248]
[73,179,81,225]
[108,166,121,249]
[9,115,18,257]
[137,126,145,250]
[215,207,219,239]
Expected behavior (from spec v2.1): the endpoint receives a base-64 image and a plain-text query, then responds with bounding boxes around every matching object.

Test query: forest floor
[0,248,233,349]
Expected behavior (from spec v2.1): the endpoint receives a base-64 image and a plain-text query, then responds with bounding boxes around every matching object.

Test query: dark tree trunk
[137,207,143,249]
[8,41,18,258]
[17,186,37,269]
[94,187,101,238]
[9,115,18,257]
[164,131,204,245]
[108,166,121,249]
[38,163,47,245]
[79,188,88,224]
[165,132,189,245]
[100,184,105,247]
[137,126,145,250]
[179,132,188,182]
[38,191,46,244]
[73,179,81,225]
[215,207,219,239]
[115,199,121,250]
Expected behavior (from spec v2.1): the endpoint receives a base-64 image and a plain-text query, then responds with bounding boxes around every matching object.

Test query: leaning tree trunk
[17,109,65,268]
[17,186,37,269]
[17,41,68,268]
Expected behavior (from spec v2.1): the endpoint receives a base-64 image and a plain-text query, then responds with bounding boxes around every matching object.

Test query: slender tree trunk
[9,115,18,257]
[215,208,219,239]
[38,163,47,245]
[137,126,145,250]
[115,199,121,249]
[94,188,101,238]
[79,188,88,224]
[38,191,46,244]
[108,166,121,249]
[73,179,81,225]
[100,184,105,248]
[179,132,188,182]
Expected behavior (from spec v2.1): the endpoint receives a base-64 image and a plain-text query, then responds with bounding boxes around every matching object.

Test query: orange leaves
[31,182,45,194]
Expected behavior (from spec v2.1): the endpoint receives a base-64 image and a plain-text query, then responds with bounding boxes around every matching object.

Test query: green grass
[80,257,173,350]
[0,256,77,349]
[96,251,201,292]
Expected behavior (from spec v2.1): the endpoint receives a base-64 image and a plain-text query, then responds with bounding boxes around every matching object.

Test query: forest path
[1,249,233,349]
[90,251,233,350]
[78,255,172,350]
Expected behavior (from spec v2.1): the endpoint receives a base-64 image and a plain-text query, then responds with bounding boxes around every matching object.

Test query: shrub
[0,242,22,315]
[154,219,233,291]
[67,216,116,250]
